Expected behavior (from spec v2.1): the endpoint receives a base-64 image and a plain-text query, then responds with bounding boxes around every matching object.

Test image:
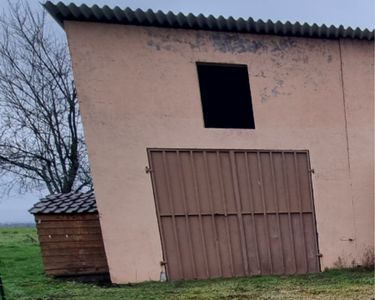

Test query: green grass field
[0,227,374,300]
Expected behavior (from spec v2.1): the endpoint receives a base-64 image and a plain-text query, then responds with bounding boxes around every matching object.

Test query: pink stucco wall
[340,39,374,255]
[64,22,374,283]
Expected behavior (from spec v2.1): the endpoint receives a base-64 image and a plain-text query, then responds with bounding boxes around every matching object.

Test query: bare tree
[0,1,92,194]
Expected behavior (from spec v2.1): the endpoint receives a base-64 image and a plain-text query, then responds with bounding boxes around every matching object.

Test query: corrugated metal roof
[29,191,97,214]
[44,1,374,40]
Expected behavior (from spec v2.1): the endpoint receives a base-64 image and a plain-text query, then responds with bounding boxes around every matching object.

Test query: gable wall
[65,21,374,283]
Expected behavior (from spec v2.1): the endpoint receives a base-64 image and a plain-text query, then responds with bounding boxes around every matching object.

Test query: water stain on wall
[260,79,290,103]
[208,32,267,54]
[146,28,334,68]
[145,28,335,102]
[146,30,207,52]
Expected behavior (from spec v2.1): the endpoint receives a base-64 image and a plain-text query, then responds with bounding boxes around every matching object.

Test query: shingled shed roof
[44,1,374,40]
[29,191,97,214]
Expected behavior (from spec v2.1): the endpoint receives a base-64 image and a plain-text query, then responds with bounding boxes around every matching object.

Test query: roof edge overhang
[44,1,375,41]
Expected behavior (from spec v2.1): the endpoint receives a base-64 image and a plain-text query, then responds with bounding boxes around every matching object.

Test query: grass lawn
[0,227,374,300]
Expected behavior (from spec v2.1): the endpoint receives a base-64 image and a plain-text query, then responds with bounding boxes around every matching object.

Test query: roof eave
[43,2,374,41]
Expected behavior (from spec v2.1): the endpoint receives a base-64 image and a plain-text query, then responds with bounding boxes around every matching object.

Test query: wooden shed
[29,191,109,278]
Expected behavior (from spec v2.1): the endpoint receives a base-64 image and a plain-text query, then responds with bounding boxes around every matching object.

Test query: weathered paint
[64,22,374,283]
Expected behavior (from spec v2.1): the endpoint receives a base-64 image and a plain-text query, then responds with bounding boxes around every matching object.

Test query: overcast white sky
[0,0,374,223]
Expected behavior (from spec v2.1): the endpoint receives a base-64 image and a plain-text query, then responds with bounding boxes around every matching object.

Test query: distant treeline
[0,223,35,228]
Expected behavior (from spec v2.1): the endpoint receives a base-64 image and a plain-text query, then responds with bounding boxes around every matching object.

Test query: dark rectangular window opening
[196,62,255,129]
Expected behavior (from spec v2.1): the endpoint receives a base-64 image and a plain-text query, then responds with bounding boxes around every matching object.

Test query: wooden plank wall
[35,213,109,276]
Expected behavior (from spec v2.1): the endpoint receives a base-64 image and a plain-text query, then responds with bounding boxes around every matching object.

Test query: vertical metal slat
[176,151,198,279]
[161,151,184,279]
[202,151,223,277]
[281,152,298,273]
[189,150,210,278]
[244,152,262,274]
[305,152,321,272]
[256,151,274,274]
[147,150,169,279]
[293,152,309,273]
[269,152,286,274]
[216,151,235,277]
[230,151,250,276]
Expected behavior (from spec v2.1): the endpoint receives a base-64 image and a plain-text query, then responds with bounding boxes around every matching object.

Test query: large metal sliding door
[148,149,320,280]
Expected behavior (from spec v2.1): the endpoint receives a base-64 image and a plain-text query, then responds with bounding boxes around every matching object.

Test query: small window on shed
[196,62,255,129]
